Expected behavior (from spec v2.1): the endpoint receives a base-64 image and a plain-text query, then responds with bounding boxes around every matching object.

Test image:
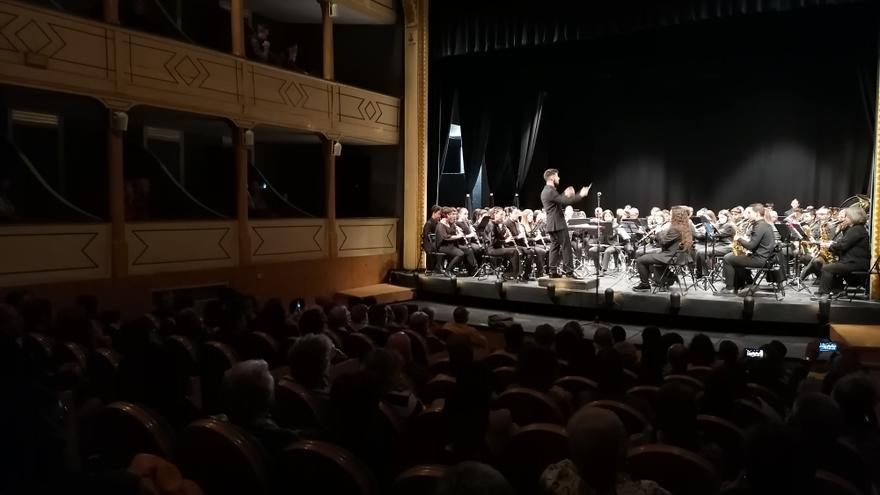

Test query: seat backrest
[241,331,280,366]
[403,329,430,365]
[201,341,240,413]
[178,418,270,495]
[492,366,517,393]
[279,440,375,495]
[686,366,713,383]
[56,341,89,370]
[343,332,376,361]
[664,374,704,391]
[626,444,720,495]
[409,399,447,464]
[696,414,743,479]
[555,375,599,395]
[427,356,451,376]
[92,401,176,470]
[728,398,777,428]
[393,465,448,495]
[483,350,518,370]
[89,347,122,402]
[361,326,390,347]
[274,377,324,430]
[167,334,200,376]
[626,385,660,405]
[505,423,569,492]
[588,400,650,436]
[495,387,564,426]
[814,470,865,495]
[422,374,457,403]
[22,332,54,371]
[745,382,787,416]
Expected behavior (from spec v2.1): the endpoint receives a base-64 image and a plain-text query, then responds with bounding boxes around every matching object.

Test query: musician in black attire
[435,207,476,276]
[484,207,520,278]
[632,206,693,291]
[456,207,484,258]
[815,205,871,298]
[540,169,591,278]
[718,203,778,295]
[507,209,546,280]
[694,211,734,279]
[421,205,442,271]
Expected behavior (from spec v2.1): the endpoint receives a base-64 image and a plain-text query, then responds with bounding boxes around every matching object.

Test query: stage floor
[389,269,880,337]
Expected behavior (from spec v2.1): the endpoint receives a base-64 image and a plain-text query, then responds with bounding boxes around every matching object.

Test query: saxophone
[731,221,747,256]
[800,224,813,256]
[817,222,837,263]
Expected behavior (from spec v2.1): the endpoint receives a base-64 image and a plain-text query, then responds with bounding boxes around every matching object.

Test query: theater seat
[483,350,518,370]
[814,470,864,495]
[686,366,714,384]
[89,347,122,402]
[495,387,564,426]
[504,423,569,493]
[393,465,447,495]
[696,414,743,479]
[167,335,200,377]
[91,401,175,470]
[56,341,89,370]
[746,383,787,416]
[274,377,325,430]
[343,332,375,361]
[178,418,270,495]
[588,400,651,441]
[423,374,456,403]
[626,444,720,495]
[491,366,517,393]
[555,375,599,395]
[627,385,660,405]
[728,398,778,428]
[663,374,705,392]
[428,356,451,376]
[409,399,447,464]
[22,332,54,371]
[241,331,280,366]
[201,341,240,413]
[279,440,375,495]
[403,329,430,365]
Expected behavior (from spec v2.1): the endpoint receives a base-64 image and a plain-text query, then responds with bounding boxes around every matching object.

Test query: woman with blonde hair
[633,206,693,291]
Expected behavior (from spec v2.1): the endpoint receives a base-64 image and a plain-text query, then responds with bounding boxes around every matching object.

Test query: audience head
[288,334,333,391]
[435,461,513,495]
[391,304,409,325]
[175,308,205,341]
[613,341,638,371]
[593,326,612,350]
[567,407,628,492]
[561,320,584,339]
[688,334,715,367]
[367,304,389,327]
[385,331,413,366]
[297,307,326,335]
[326,305,350,331]
[420,306,436,325]
[350,304,368,327]
[742,424,813,495]
[255,23,269,40]
[594,348,625,394]
[555,329,579,363]
[655,381,699,447]
[718,339,739,366]
[534,324,556,347]
[503,323,525,354]
[363,348,403,393]
[788,392,843,445]
[453,306,469,325]
[517,344,559,391]
[832,372,878,428]
[667,344,689,374]
[222,359,274,425]
[448,333,475,375]
[610,325,626,344]
[407,311,430,336]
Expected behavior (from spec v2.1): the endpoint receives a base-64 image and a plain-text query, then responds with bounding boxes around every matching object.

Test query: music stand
[785,222,812,294]
[692,216,716,291]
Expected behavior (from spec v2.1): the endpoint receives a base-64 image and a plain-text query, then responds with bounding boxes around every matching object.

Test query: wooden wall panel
[0,224,110,286]
[126,221,238,275]
[249,219,328,263]
[335,217,397,258]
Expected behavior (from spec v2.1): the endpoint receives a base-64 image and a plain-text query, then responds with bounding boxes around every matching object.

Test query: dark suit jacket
[831,224,870,267]
[540,185,584,232]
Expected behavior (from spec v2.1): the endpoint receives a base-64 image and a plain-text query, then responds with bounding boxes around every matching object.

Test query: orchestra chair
[742,246,785,301]
[503,423,569,494]
[425,233,447,275]
[663,374,705,392]
[422,374,456,403]
[343,332,376,361]
[495,387,565,426]
[22,332,54,372]
[241,331,280,366]
[201,341,240,414]
[274,377,326,430]
[814,470,866,495]
[279,440,375,495]
[474,253,511,281]
[588,400,652,441]
[626,385,660,406]
[626,444,720,495]
[178,418,271,495]
[555,375,599,395]
[652,250,697,294]
[408,399,447,464]
[696,414,743,480]
[492,366,517,393]
[393,465,447,495]
[91,401,176,470]
[89,347,122,402]
[483,350,518,370]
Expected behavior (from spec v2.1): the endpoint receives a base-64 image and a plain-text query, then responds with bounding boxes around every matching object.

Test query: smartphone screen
[745,348,764,359]
[818,341,838,353]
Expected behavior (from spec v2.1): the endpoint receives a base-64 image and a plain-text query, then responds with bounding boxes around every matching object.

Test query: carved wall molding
[126,221,238,275]
[0,1,398,144]
[249,218,328,263]
[335,218,397,258]
[0,223,110,286]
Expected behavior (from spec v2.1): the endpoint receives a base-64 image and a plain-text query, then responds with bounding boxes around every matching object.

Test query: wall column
[235,128,252,265]
[318,0,335,80]
[402,0,428,270]
[230,0,245,57]
[108,110,127,278]
[103,0,119,24]
[324,138,337,259]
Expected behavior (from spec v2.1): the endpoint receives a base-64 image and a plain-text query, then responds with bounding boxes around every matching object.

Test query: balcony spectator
[281,44,306,73]
[247,23,272,64]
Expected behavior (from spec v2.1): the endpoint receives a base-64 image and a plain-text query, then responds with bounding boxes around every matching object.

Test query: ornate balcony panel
[249,218,328,264]
[337,0,396,24]
[0,223,110,286]
[0,1,398,144]
[126,221,238,275]
[335,218,397,258]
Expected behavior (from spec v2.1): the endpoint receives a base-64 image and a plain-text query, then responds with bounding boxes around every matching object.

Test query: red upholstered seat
[495,387,564,426]
[89,347,122,401]
[492,366,517,393]
[91,401,175,470]
[483,350,518,370]
[178,418,270,495]
[555,375,599,395]
[503,423,569,493]
[343,332,376,361]
[241,331,280,366]
[588,400,651,438]
[409,399,447,464]
[279,440,375,495]
[626,444,720,495]
[663,374,705,391]
[423,374,456,403]
[627,385,660,405]
[393,465,448,495]
[274,377,325,430]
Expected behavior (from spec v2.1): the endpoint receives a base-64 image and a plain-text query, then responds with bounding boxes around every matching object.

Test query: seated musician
[484,207,521,279]
[435,207,476,276]
[695,210,735,279]
[717,203,778,295]
[799,207,837,283]
[507,208,546,280]
[814,205,870,298]
[632,206,693,291]
[588,210,621,275]
[456,207,484,258]
[422,205,443,272]
[523,209,551,274]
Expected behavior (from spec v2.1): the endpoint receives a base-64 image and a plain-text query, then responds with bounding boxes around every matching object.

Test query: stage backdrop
[431,2,878,214]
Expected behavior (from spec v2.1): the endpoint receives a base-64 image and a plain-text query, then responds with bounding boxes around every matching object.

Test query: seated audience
[638,326,665,385]
[389,304,409,331]
[288,334,332,405]
[654,381,722,470]
[688,333,716,367]
[247,23,272,63]
[535,324,556,348]
[363,348,422,420]
[665,344,689,375]
[349,303,369,332]
[326,305,350,344]
[436,461,513,495]
[541,407,670,495]
[610,325,627,344]
[503,323,525,355]
[442,307,488,357]
[592,326,613,351]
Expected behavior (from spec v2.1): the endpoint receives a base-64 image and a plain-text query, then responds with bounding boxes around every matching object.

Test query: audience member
[503,323,525,354]
[247,23,271,63]
[688,333,716,367]
[535,324,556,348]
[718,339,739,367]
[288,334,332,404]
[517,345,571,415]
[613,341,638,372]
[561,321,585,339]
[665,344,689,375]
[541,407,670,495]
[833,373,880,487]
[436,461,513,495]
[363,348,422,420]
[389,304,409,331]
[610,325,627,344]
[655,381,722,469]
[326,305,350,344]
[349,304,369,332]
[592,326,612,351]
[442,307,488,357]
[638,326,664,385]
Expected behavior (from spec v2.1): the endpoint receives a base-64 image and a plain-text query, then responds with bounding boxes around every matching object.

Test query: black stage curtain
[433,2,878,212]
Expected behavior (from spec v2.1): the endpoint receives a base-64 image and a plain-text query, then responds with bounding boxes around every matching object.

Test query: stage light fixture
[818,298,831,323]
[742,295,755,319]
[546,282,556,300]
[450,275,459,294]
[604,288,614,307]
[669,290,681,312]
[494,279,505,299]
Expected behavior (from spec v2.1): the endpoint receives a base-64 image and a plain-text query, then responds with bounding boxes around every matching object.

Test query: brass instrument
[731,220,750,256]
[817,222,837,263]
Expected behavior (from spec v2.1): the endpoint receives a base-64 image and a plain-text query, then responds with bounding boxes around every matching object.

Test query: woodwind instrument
[731,220,749,256]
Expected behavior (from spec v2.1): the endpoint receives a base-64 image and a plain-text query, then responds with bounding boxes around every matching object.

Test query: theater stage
[387,270,880,338]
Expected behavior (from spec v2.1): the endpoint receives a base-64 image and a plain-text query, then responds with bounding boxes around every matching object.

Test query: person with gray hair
[221,359,301,457]
[541,407,670,495]
[814,204,871,298]
[288,334,333,399]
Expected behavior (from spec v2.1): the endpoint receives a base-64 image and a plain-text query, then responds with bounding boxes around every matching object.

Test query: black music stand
[692,216,716,291]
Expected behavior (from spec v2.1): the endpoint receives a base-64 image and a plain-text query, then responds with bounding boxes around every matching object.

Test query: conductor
[540,168,591,278]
